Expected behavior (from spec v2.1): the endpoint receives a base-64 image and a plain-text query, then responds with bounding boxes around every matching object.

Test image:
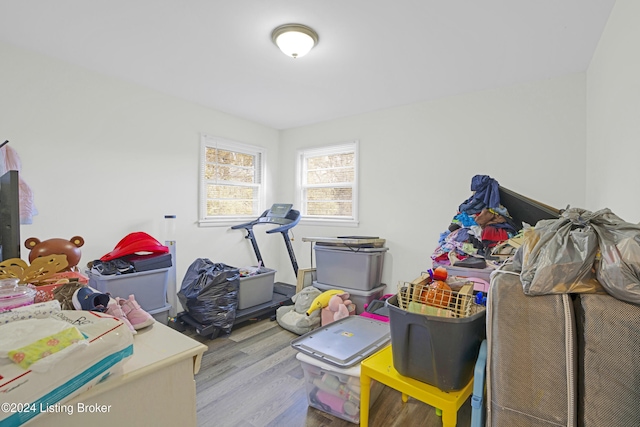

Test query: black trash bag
[178,259,240,333]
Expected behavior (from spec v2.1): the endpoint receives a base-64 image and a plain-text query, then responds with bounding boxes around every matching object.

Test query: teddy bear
[276,286,323,335]
[21,236,89,307]
[321,292,356,326]
[24,236,85,271]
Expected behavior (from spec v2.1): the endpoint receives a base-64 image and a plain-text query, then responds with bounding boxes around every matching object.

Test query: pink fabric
[1,144,38,224]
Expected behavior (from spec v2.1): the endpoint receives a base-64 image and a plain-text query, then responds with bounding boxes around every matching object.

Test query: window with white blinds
[199,134,265,224]
[297,141,359,225]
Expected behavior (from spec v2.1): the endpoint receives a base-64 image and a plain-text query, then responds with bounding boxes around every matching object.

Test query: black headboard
[499,186,561,227]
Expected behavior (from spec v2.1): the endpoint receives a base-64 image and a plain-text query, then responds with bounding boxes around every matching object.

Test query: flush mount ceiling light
[271,23,319,59]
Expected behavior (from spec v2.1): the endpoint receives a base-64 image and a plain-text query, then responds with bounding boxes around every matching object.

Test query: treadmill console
[259,203,293,223]
[267,203,292,218]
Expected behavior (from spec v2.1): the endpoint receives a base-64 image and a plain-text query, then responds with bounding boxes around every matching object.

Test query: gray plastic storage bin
[148,303,171,325]
[87,267,169,312]
[238,267,276,310]
[386,294,486,391]
[313,281,386,314]
[314,245,388,290]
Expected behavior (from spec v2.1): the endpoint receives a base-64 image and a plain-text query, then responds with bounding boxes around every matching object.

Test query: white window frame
[198,134,266,227]
[296,140,359,226]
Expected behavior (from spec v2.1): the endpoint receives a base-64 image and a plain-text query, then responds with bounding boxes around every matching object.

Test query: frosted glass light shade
[272,24,319,58]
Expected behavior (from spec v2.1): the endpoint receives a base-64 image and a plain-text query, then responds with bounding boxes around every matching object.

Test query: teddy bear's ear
[24,237,41,249]
[70,236,85,248]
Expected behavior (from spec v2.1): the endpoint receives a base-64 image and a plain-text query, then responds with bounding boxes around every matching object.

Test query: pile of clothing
[432,175,521,269]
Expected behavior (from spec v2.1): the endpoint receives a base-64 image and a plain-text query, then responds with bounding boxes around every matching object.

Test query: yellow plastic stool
[360,345,473,427]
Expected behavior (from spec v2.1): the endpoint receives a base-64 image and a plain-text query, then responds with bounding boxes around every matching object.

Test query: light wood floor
[182,317,472,427]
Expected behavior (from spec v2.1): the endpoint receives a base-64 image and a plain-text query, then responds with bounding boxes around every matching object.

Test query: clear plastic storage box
[297,352,384,424]
[292,316,390,423]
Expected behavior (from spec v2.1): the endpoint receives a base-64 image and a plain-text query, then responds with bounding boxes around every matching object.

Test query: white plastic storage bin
[87,268,169,312]
[314,246,388,291]
[297,352,383,424]
[313,281,386,315]
[238,267,276,310]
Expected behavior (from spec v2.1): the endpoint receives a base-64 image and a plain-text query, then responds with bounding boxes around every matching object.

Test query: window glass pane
[206,147,218,163]
[207,184,256,199]
[207,199,254,216]
[204,164,216,180]
[307,153,354,169]
[307,168,354,184]
[217,149,254,167]
[307,187,352,201]
[307,201,352,216]
[217,165,254,183]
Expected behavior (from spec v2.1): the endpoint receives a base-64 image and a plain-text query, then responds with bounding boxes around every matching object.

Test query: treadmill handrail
[229,209,270,230]
[267,209,301,233]
[230,209,301,233]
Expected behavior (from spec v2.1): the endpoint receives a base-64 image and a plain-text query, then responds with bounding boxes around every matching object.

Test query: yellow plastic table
[360,345,473,427]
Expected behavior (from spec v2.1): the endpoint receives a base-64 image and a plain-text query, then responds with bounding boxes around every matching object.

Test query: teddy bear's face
[24,236,85,270]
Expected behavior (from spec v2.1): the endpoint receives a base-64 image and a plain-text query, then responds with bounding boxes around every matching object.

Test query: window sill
[198,218,252,228]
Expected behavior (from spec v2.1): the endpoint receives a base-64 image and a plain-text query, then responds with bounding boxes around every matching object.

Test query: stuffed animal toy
[306,289,346,316]
[321,292,356,326]
[24,236,85,271]
[276,286,323,335]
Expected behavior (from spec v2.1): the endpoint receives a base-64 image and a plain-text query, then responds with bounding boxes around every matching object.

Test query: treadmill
[177,204,299,339]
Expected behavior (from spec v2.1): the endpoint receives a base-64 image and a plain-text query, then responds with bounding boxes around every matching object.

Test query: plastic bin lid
[291,315,390,368]
[313,245,388,253]
[0,279,36,302]
[303,236,386,248]
[312,281,387,297]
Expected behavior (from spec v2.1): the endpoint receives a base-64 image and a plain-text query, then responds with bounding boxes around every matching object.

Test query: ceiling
[0,1,616,130]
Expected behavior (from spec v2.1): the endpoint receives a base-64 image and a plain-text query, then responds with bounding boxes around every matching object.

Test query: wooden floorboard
[184,317,473,427]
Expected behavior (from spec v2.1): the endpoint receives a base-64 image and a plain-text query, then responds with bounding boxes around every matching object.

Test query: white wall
[586,0,640,223]
[2,39,589,298]
[1,41,282,292]
[279,74,587,289]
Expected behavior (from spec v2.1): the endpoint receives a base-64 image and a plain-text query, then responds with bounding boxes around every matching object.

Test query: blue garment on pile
[458,175,501,214]
[453,212,478,227]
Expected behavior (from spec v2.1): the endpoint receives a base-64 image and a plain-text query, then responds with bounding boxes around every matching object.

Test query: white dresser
[29,322,207,427]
